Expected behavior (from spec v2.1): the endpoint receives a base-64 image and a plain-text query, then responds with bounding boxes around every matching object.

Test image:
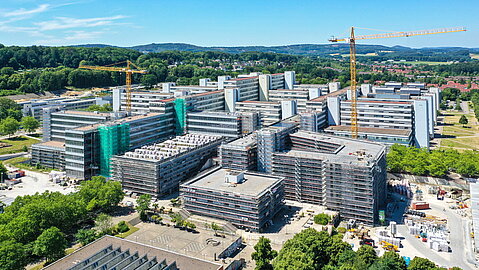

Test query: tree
[459,115,468,127]
[210,222,223,236]
[455,98,462,111]
[33,226,68,263]
[313,213,331,225]
[75,229,98,246]
[0,240,28,270]
[21,116,40,134]
[371,251,407,270]
[408,257,436,270]
[252,237,277,270]
[0,162,6,183]
[0,97,22,121]
[77,176,124,212]
[95,213,113,234]
[141,74,158,89]
[356,245,378,267]
[0,117,20,137]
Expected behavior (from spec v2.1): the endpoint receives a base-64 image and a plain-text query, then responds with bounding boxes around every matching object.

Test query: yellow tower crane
[79,60,148,112]
[329,27,466,139]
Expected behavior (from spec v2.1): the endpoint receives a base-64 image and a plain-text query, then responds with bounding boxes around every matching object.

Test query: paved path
[0,152,26,161]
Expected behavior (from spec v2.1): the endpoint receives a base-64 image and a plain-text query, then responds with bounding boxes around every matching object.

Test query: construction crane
[79,60,148,112]
[329,27,466,139]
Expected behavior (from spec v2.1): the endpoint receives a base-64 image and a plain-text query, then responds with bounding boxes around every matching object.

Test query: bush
[116,221,130,233]
[337,227,347,234]
[314,213,331,225]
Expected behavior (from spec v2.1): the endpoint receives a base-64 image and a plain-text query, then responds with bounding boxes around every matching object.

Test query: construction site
[110,133,223,198]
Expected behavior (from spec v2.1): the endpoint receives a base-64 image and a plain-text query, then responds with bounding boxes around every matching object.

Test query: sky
[0,0,477,48]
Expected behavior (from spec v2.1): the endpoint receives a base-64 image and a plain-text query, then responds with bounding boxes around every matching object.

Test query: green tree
[371,251,407,270]
[251,237,277,270]
[141,74,158,89]
[408,257,436,270]
[94,213,113,234]
[21,116,40,134]
[210,222,223,236]
[136,194,151,221]
[77,176,124,212]
[116,221,130,233]
[355,245,378,267]
[455,99,462,111]
[313,213,331,225]
[459,115,468,127]
[75,229,98,246]
[33,226,68,263]
[0,240,28,270]
[0,162,6,183]
[0,117,20,137]
[0,97,22,121]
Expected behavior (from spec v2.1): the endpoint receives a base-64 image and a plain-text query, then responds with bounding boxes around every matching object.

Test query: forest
[0,45,419,96]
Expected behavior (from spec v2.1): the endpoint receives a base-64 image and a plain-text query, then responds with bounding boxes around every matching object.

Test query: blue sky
[0,0,477,48]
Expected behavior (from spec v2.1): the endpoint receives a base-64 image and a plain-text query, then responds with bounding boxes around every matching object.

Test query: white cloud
[35,15,126,31]
[3,4,50,17]
[65,30,103,40]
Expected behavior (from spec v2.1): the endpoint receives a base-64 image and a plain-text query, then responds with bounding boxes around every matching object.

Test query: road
[0,152,26,161]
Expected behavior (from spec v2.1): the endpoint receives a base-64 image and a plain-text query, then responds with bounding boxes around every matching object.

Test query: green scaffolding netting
[174,98,186,135]
[98,123,130,177]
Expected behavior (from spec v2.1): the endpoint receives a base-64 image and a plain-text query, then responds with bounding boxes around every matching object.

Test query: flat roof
[44,235,222,270]
[33,140,65,149]
[325,125,412,136]
[289,131,386,166]
[309,88,348,102]
[185,167,282,198]
[73,113,161,131]
[221,134,256,149]
[54,110,111,116]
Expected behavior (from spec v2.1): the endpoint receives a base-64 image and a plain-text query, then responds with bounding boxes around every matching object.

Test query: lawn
[441,137,479,150]
[3,156,53,173]
[393,61,452,65]
[115,222,140,239]
[442,126,476,137]
[0,136,40,155]
[470,53,479,60]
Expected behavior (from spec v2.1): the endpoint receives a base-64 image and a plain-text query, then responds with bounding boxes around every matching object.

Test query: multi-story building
[187,111,260,139]
[300,111,328,133]
[111,134,223,198]
[115,90,172,113]
[181,167,284,232]
[271,131,387,226]
[64,113,173,180]
[257,122,298,173]
[235,101,282,127]
[224,76,260,101]
[31,141,66,170]
[219,134,257,171]
[19,97,103,121]
[42,109,123,142]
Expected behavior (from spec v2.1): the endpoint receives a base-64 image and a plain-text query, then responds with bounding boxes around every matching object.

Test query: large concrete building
[271,131,387,226]
[181,167,284,232]
[111,134,222,198]
[19,97,106,121]
[44,235,223,270]
[219,134,257,171]
[257,122,298,173]
[187,111,260,139]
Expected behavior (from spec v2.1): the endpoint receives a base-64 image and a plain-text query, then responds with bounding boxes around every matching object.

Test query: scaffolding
[174,98,186,135]
[98,123,130,177]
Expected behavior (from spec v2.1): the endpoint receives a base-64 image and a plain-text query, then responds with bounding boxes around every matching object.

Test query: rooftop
[120,133,222,162]
[32,140,65,150]
[183,167,283,198]
[73,113,161,131]
[325,125,412,136]
[289,131,386,166]
[43,235,222,270]
[53,110,112,117]
[221,133,256,149]
[309,88,348,102]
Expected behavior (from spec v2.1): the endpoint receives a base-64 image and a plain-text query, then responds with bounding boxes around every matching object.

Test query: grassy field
[439,110,479,150]
[4,156,53,173]
[470,53,479,60]
[0,136,40,155]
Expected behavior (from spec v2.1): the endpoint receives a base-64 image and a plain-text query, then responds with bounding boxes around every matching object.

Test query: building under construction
[219,133,258,171]
[181,167,284,232]
[111,134,223,198]
[271,131,387,226]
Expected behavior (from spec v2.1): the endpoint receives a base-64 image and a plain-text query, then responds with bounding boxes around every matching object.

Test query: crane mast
[329,27,466,139]
[79,60,147,112]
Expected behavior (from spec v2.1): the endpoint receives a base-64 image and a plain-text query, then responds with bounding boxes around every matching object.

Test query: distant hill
[72,43,479,61]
